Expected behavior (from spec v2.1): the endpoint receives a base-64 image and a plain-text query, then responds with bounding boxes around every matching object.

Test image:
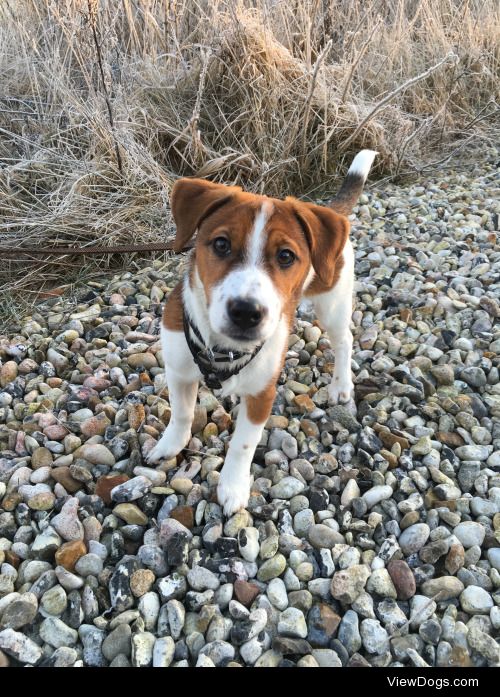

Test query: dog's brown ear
[288,198,350,287]
[170,178,240,252]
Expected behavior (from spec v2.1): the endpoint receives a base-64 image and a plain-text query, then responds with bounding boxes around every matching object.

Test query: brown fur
[302,256,345,297]
[162,281,184,331]
[286,197,350,289]
[246,381,278,425]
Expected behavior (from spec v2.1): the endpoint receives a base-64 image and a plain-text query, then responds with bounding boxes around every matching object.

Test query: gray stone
[131,631,155,667]
[0,592,38,629]
[111,476,152,502]
[278,607,308,638]
[153,636,175,667]
[102,624,132,661]
[0,628,42,665]
[460,586,493,614]
[199,640,235,666]
[337,610,361,654]
[79,624,107,667]
[360,619,389,654]
[269,477,305,499]
[40,617,78,648]
[399,524,430,555]
[309,524,344,549]
[453,521,486,548]
[187,566,220,591]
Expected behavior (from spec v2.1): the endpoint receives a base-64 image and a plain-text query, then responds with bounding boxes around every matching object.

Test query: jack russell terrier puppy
[147,150,377,516]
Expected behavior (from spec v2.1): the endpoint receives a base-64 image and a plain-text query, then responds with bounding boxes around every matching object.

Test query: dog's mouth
[218,324,264,347]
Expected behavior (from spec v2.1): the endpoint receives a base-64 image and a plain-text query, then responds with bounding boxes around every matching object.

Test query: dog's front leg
[217,385,276,517]
[147,366,198,464]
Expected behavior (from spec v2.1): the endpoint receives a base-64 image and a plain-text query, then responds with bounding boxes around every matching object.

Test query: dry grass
[1,0,499,329]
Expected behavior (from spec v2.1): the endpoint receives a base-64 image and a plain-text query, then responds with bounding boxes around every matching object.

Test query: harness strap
[183,312,263,389]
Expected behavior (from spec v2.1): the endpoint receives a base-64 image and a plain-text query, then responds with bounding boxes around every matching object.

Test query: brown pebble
[28,492,56,511]
[43,424,68,440]
[300,420,319,437]
[0,648,10,667]
[347,653,371,667]
[55,539,87,571]
[0,361,18,387]
[113,503,148,525]
[449,646,472,667]
[31,447,53,469]
[380,448,398,468]
[170,505,195,529]
[311,603,341,640]
[4,550,21,569]
[82,376,112,392]
[80,413,111,438]
[130,569,156,597]
[234,579,260,607]
[95,473,129,505]
[266,415,289,429]
[387,559,416,600]
[127,353,158,369]
[445,543,465,575]
[400,511,420,529]
[127,403,145,430]
[377,430,410,450]
[51,466,83,493]
[83,516,102,543]
[203,423,218,439]
[211,405,232,431]
[1,492,22,511]
[435,432,465,447]
[293,394,315,413]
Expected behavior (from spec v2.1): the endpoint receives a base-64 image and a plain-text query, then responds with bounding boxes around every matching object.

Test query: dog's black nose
[227,298,264,330]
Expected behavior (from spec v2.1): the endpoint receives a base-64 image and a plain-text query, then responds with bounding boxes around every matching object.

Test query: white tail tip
[348,149,378,181]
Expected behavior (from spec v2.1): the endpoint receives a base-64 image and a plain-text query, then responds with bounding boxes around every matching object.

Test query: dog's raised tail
[329,149,378,216]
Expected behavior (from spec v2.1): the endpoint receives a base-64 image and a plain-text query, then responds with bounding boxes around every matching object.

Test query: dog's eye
[213,237,231,257]
[277,248,296,267]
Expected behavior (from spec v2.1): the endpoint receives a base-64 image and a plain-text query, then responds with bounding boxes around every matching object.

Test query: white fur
[348,149,378,182]
[247,200,273,265]
[217,400,262,515]
[302,266,316,292]
[146,327,201,464]
[312,239,355,403]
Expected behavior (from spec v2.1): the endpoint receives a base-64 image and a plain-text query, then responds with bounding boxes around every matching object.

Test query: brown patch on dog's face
[162,280,184,331]
[194,196,259,304]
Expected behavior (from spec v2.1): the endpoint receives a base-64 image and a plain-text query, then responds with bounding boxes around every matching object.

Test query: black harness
[183,312,264,390]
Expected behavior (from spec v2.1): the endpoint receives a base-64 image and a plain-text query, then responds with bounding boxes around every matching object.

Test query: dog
[147,150,377,516]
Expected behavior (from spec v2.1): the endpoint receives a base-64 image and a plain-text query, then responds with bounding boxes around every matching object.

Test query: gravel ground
[0,150,499,668]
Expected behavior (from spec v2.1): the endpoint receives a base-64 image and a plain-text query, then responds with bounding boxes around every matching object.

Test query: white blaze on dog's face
[208,200,281,343]
[170,179,351,346]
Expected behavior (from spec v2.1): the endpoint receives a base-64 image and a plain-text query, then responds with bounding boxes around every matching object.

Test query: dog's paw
[329,376,354,405]
[217,471,251,517]
[145,427,188,464]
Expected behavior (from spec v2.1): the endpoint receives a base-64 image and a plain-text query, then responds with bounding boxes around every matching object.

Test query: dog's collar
[183,312,264,389]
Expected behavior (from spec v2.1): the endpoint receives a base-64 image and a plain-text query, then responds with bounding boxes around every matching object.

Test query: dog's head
[171,178,349,347]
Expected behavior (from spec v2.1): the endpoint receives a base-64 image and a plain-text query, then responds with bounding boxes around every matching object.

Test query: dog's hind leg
[311,239,355,405]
